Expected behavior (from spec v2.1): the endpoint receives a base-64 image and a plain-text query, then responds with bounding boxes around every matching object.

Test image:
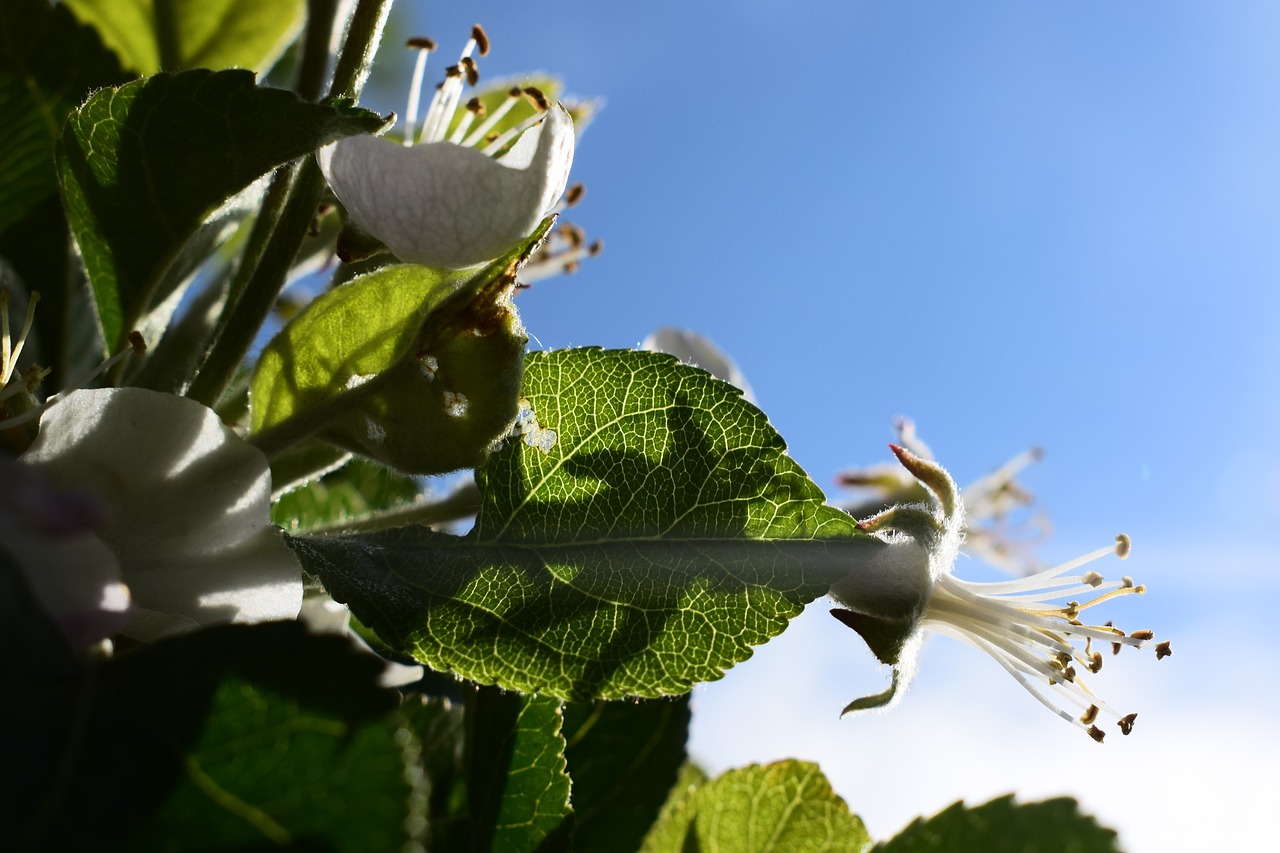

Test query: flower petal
[319,103,575,268]
[19,388,302,641]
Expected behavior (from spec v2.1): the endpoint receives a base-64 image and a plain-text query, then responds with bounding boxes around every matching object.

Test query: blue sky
[366,2,1278,849]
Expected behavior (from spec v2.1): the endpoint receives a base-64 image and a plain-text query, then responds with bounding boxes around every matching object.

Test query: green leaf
[448,687,573,852]
[875,795,1121,853]
[63,0,305,76]
[251,227,548,474]
[6,622,417,851]
[641,760,871,853]
[288,349,874,700]
[564,695,691,852]
[55,68,384,352]
[0,0,128,373]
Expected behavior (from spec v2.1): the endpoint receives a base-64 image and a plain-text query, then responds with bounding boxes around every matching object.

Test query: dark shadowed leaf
[55,69,383,351]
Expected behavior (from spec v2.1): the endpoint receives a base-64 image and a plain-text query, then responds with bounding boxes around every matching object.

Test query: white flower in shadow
[16,388,302,643]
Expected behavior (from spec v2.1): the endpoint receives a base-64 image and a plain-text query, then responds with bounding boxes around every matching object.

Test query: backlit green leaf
[875,795,1121,853]
[641,760,870,853]
[64,0,305,76]
[55,68,383,351]
[288,349,876,700]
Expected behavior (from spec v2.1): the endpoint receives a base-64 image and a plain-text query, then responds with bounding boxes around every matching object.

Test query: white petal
[319,104,575,268]
[20,388,302,641]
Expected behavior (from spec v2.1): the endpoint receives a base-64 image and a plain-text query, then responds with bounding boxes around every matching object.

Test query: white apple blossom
[15,388,302,643]
[318,26,575,268]
[829,444,1169,742]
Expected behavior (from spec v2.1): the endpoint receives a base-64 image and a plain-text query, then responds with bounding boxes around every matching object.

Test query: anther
[1115,533,1131,559]
[563,183,586,207]
[1121,576,1134,589]
[471,24,490,56]
[1130,629,1154,642]
[445,64,463,79]
[523,86,550,111]
[1118,713,1137,735]
[1088,725,1105,743]
[1089,651,1103,673]
[1155,641,1172,660]
[406,36,437,51]
[1080,704,1100,725]
[466,98,485,115]
[460,56,479,87]
[1082,571,1103,588]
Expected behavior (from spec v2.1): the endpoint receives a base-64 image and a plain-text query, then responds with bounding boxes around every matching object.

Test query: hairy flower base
[831,445,1168,741]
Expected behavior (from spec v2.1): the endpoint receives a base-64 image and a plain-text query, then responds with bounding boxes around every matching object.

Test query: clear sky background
[362,2,1279,850]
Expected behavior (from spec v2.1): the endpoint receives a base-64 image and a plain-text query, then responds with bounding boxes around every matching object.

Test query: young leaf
[641,760,871,853]
[563,695,691,852]
[55,69,384,352]
[6,622,418,850]
[875,795,1122,853]
[63,0,305,76]
[0,0,128,370]
[288,349,879,700]
[251,226,549,474]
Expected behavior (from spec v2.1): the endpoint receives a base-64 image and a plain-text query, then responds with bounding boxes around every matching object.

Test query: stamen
[1,289,39,386]
[448,98,485,144]
[1088,725,1106,743]
[1155,640,1172,660]
[479,98,552,156]
[1118,713,1137,735]
[462,87,522,147]
[1115,533,1132,559]
[419,31,482,145]
[0,332,146,431]
[1080,704,1100,725]
[401,38,435,147]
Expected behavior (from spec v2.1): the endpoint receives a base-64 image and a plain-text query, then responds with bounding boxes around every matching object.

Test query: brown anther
[1130,629,1155,641]
[563,183,586,206]
[460,56,479,86]
[1080,704,1100,725]
[1082,571,1104,588]
[508,86,522,98]
[471,24,490,56]
[588,239,603,255]
[1121,576,1135,589]
[1107,621,1122,655]
[406,36,437,51]
[1118,713,1137,735]
[1155,640,1172,660]
[563,260,580,274]
[523,86,550,110]
[128,330,147,353]
[1089,652,1103,673]
[1063,665,1077,682]
[1087,725,1105,743]
[466,97,485,116]
[560,222,585,246]
[445,64,463,79]
[1115,533,1131,558]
